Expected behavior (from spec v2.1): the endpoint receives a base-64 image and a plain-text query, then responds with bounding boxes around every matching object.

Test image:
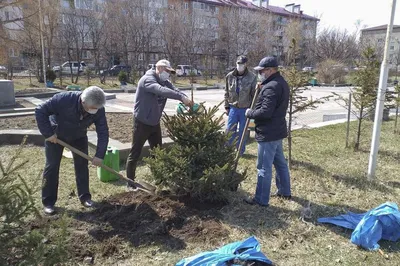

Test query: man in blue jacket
[244,56,291,207]
[125,59,192,188]
[35,86,109,215]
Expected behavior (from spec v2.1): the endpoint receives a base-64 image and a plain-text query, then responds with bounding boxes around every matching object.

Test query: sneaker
[243,197,269,207]
[43,206,55,215]
[82,199,94,208]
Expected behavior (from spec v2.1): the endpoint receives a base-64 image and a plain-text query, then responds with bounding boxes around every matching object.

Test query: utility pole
[367,0,397,180]
[38,0,47,88]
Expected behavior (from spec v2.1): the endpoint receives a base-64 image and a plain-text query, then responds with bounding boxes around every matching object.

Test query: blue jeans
[255,139,291,206]
[226,106,247,154]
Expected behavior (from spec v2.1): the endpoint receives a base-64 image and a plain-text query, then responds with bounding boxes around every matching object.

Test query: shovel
[233,83,261,172]
[56,139,156,195]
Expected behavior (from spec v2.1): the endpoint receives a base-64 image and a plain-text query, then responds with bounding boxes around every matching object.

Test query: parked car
[53,61,87,75]
[302,66,314,72]
[0,65,7,77]
[100,65,132,76]
[176,65,202,77]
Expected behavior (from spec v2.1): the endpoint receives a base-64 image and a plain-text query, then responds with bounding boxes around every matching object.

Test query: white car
[53,61,87,75]
[176,65,202,77]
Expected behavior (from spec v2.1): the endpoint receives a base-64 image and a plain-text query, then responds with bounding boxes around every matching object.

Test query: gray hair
[81,86,106,108]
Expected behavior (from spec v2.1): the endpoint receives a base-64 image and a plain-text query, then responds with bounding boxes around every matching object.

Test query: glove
[245,108,252,117]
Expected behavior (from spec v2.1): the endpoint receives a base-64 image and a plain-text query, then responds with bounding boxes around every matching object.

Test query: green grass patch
[1,119,399,265]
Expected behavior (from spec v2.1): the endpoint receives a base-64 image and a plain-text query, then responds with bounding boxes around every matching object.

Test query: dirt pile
[29,191,228,261]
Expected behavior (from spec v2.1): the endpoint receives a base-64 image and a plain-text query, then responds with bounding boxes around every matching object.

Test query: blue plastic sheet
[318,202,400,250]
[176,236,272,266]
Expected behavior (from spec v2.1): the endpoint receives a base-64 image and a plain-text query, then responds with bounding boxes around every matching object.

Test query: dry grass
[1,119,399,265]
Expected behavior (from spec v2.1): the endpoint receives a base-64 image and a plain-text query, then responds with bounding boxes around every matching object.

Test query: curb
[15,91,61,98]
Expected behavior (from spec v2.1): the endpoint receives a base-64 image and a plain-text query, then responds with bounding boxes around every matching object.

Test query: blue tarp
[176,236,272,266]
[318,202,400,250]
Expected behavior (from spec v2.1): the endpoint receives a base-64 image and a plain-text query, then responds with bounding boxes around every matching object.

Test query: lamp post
[367,0,397,180]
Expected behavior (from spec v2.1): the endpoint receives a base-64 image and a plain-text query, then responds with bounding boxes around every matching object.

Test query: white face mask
[87,108,98,114]
[159,71,170,81]
[237,64,245,73]
[258,72,267,82]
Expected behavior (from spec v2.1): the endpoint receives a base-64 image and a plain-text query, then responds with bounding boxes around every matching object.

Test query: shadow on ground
[292,160,394,194]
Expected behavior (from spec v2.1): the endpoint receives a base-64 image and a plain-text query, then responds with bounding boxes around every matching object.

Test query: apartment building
[1,0,318,70]
[361,24,400,68]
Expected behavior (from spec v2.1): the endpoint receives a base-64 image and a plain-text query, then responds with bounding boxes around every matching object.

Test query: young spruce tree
[145,103,246,202]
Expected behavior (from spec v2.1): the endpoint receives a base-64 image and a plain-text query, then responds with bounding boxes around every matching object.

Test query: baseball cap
[254,56,278,71]
[236,55,248,64]
[155,59,176,74]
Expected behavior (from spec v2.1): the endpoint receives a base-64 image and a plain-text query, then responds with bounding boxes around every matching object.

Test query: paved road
[105,86,353,128]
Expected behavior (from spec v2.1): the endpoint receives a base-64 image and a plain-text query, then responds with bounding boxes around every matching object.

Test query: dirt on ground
[0,113,168,143]
[27,191,228,262]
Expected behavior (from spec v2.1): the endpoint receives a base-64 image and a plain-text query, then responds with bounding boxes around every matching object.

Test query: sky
[271,0,399,33]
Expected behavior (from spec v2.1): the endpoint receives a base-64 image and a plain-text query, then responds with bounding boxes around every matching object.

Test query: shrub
[118,71,128,84]
[46,69,57,82]
[316,59,347,84]
[145,104,246,202]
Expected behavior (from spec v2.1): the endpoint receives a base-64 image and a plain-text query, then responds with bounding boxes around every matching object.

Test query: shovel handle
[233,83,261,170]
[55,139,155,194]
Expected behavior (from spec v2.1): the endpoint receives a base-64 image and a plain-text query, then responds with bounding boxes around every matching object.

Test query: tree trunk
[395,98,399,133]
[355,106,364,151]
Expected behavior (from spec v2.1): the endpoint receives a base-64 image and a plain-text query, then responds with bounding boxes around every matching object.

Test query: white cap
[155,59,176,73]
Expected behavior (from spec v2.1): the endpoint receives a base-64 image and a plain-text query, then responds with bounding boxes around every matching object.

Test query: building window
[138,53,144,61]
[62,0,71,8]
[75,0,93,10]
[390,46,395,50]
[9,48,18,57]
[215,7,219,14]
[184,2,189,10]
[82,50,91,59]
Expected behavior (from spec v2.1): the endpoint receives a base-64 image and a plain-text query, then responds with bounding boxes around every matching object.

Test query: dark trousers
[42,136,91,207]
[126,120,162,180]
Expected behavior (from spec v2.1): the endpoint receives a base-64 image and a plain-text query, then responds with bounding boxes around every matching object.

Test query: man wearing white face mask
[125,59,193,188]
[35,86,109,215]
[244,56,291,207]
[225,55,257,155]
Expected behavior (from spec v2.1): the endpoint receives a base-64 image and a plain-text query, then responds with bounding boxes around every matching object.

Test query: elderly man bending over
[35,86,109,215]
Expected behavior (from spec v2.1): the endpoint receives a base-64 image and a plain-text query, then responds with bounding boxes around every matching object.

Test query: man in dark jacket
[125,59,192,188]
[35,86,109,215]
[244,56,291,207]
[225,55,257,155]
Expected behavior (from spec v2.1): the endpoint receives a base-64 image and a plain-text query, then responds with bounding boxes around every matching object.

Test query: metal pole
[367,0,397,180]
[38,0,47,88]
[346,93,352,148]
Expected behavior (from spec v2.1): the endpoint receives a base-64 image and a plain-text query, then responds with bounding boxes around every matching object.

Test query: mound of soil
[28,192,228,261]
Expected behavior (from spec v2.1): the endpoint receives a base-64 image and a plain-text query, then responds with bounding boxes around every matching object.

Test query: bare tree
[314,28,359,65]
[59,0,94,83]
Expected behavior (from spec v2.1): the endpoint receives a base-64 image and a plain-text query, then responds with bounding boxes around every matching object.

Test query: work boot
[126,182,138,191]
[81,199,94,208]
[271,192,292,200]
[43,206,55,215]
[243,197,269,207]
